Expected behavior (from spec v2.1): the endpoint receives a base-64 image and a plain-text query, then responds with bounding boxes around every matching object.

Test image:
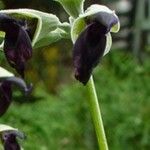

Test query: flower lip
[0,76,32,116]
[2,77,33,95]
[0,80,12,116]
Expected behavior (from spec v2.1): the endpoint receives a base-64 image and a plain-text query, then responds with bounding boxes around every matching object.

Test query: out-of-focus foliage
[0,1,4,9]
[26,45,60,92]
[0,0,150,149]
[25,39,72,92]
[0,51,150,150]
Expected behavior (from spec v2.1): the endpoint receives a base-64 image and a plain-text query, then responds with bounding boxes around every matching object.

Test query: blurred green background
[0,0,150,150]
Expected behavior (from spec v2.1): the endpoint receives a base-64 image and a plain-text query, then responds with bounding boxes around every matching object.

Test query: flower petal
[92,12,119,32]
[71,4,120,42]
[71,4,120,43]
[4,23,32,77]
[0,14,32,77]
[81,4,120,32]
[0,81,12,116]
[73,22,107,84]
[0,77,32,116]
[5,77,33,95]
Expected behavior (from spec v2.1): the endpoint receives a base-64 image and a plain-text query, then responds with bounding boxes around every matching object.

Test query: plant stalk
[86,76,108,150]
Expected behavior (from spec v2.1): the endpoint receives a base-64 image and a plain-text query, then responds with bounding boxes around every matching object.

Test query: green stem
[86,76,108,150]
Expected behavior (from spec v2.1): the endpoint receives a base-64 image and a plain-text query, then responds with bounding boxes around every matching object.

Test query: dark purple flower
[1,130,25,150]
[0,77,32,116]
[73,12,119,85]
[0,13,32,77]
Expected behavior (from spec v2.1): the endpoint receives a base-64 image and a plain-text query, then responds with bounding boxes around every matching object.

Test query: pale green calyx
[54,0,85,18]
[0,9,70,49]
[104,33,112,56]
[0,67,14,78]
[0,124,18,133]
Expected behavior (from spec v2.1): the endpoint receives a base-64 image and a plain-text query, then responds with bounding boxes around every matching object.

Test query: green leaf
[0,67,14,78]
[54,0,85,18]
[0,9,70,48]
[34,22,71,48]
[71,17,86,43]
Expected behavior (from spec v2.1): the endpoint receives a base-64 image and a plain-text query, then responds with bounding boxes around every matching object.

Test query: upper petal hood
[0,76,32,116]
[81,4,120,33]
[71,4,120,43]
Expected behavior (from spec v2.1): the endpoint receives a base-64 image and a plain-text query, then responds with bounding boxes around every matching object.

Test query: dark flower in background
[73,6,119,85]
[0,77,32,116]
[1,130,25,150]
[0,13,32,77]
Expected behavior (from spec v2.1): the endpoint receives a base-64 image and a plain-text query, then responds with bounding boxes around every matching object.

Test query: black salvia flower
[0,13,32,77]
[72,5,120,84]
[0,77,32,116]
[73,22,107,84]
[1,130,25,150]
